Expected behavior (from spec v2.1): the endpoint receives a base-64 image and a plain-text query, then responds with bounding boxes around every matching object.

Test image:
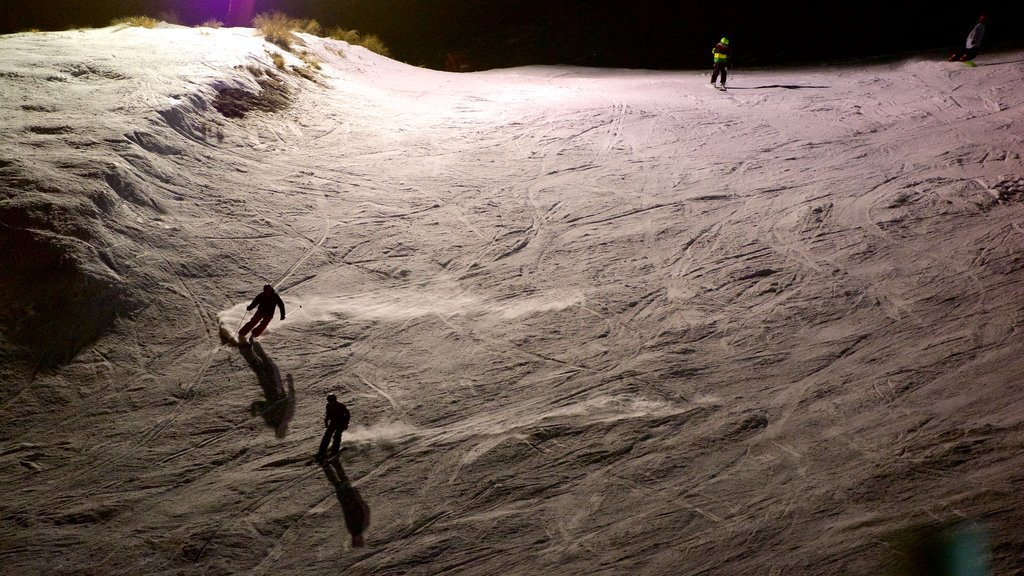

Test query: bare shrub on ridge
[326,27,361,44]
[111,16,160,29]
[358,34,391,57]
[253,12,321,50]
[326,27,392,57]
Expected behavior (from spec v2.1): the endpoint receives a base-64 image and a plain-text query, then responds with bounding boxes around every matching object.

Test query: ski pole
[235,308,250,333]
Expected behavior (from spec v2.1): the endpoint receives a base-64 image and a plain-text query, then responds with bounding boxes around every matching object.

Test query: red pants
[239,310,273,338]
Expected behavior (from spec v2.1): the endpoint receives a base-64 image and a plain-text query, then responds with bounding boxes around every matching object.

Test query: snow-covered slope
[2,24,1023,575]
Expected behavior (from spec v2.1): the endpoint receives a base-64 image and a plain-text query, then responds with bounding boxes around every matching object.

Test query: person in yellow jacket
[711,37,730,90]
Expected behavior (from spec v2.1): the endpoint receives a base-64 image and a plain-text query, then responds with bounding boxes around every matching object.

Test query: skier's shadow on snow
[238,341,295,438]
[320,458,371,548]
[728,84,830,90]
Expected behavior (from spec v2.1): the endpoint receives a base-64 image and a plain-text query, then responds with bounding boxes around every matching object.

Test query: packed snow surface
[2,24,1024,575]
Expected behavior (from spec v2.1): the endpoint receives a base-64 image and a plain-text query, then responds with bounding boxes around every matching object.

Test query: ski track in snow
[2,26,1024,576]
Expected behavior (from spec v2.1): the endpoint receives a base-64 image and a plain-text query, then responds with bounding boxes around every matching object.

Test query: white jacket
[966,23,985,49]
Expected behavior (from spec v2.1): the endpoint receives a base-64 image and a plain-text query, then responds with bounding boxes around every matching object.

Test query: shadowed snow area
[2,24,1024,575]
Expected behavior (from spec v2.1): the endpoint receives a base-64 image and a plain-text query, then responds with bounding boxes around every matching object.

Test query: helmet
[263,284,273,291]
[720,37,729,45]
[327,394,337,402]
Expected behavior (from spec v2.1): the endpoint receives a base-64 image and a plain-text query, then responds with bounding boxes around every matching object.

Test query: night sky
[2,1,1021,70]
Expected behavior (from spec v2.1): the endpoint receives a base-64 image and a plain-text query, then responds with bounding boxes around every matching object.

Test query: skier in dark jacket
[711,37,731,90]
[317,394,350,461]
[238,284,285,344]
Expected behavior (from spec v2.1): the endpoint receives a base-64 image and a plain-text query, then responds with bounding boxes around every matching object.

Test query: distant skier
[317,394,350,462]
[711,37,731,90]
[444,51,470,72]
[238,284,285,345]
[948,14,986,63]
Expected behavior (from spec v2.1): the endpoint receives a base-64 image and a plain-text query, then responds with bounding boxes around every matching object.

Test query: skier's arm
[246,294,262,311]
[276,295,286,320]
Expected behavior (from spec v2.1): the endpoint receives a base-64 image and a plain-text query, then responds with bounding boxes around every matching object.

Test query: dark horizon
[2,1,1021,70]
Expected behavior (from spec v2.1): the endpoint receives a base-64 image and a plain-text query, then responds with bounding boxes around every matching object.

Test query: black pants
[711,62,728,85]
[318,426,343,457]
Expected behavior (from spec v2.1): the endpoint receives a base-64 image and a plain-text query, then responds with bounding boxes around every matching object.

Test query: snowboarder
[948,14,986,63]
[711,37,731,90]
[238,284,285,344]
[317,394,350,461]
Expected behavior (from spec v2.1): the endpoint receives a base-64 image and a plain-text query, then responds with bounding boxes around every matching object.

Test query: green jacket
[712,41,730,64]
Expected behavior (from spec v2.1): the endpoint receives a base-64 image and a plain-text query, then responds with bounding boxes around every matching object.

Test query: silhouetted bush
[325,26,391,57]
[358,34,391,57]
[111,16,160,29]
[253,12,321,50]
[326,26,361,44]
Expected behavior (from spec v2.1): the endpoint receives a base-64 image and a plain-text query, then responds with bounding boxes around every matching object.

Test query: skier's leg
[711,64,720,84]
[330,428,342,453]
[251,313,273,337]
[317,427,333,458]
[721,67,728,87]
[239,313,262,337]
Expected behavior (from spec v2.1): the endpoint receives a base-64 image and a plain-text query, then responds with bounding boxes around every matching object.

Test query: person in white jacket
[948,14,986,62]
